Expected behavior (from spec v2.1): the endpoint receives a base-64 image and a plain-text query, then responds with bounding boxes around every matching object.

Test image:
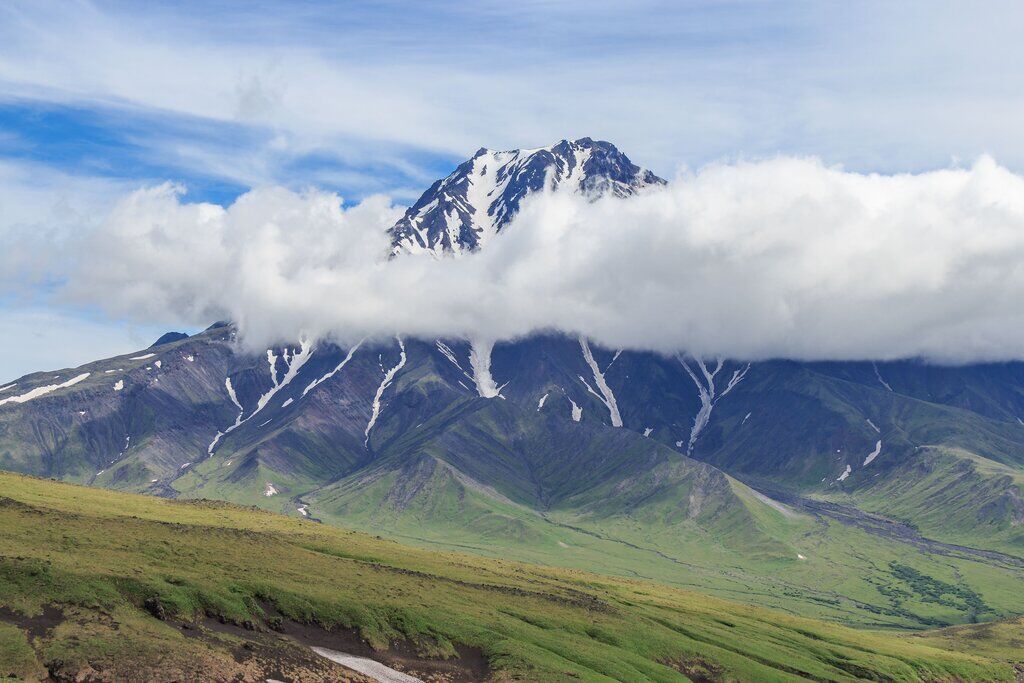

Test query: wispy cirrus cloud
[3,0,1024,181]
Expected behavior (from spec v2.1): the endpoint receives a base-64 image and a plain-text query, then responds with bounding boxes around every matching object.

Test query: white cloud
[0,160,174,381]
[5,2,1024,376]
[0,159,130,290]
[56,155,1024,364]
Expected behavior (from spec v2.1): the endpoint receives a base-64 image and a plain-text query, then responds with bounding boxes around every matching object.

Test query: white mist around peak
[56,155,1024,363]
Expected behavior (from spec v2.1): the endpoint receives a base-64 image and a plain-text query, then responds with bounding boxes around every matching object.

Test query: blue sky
[1,0,1023,379]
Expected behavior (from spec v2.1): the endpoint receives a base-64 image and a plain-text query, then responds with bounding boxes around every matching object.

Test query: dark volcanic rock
[151,332,189,347]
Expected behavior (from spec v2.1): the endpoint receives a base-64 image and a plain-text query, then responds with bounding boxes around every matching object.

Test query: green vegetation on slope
[306,442,1024,630]
[0,472,1021,682]
[834,446,1024,552]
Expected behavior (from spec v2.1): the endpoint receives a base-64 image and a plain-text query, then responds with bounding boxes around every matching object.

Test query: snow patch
[184,355,195,362]
[436,341,468,372]
[0,383,16,392]
[281,397,293,407]
[872,363,894,392]
[365,338,408,447]
[208,340,314,455]
[866,418,880,433]
[207,377,242,454]
[0,373,90,406]
[113,380,124,391]
[225,377,242,412]
[267,349,280,386]
[863,440,882,466]
[303,341,362,396]
[311,646,423,683]
[837,465,852,482]
[130,353,155,360]
[643,427,653,437]
[579,337,622,427]
[264,482,278,497]
[537,392,549,410]
[468,339,505,398]
[679,358,750,455]
[254,341,314,416]
[569,398,583,422]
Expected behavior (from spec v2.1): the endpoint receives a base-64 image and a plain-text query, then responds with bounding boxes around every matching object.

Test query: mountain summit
[388,137,666,256]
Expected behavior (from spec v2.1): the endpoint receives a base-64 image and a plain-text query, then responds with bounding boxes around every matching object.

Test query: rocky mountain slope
[3,325,1024,628]
[387,137,664,255]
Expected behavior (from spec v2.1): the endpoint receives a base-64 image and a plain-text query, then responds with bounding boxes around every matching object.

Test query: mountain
[1,140,1024,637]
[388,137,665,256]
[3,327,1024,630]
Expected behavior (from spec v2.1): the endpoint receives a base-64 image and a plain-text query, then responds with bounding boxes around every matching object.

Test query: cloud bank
[63,156,1024,363]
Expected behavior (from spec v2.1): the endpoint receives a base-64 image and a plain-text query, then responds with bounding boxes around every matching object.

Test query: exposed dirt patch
[45,645,368,683]
[0,603,65,639]
[662,656,725,683]
[3,605,361,683]
[0,496,45,514]
[185,602,490,682]
[277,618,489,682]
[173,618,372,683]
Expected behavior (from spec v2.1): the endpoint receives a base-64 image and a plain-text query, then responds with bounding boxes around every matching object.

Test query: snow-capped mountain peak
[389,137,666,256]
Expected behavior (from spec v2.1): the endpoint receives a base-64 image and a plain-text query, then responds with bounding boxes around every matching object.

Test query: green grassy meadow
[1,472,1022,681]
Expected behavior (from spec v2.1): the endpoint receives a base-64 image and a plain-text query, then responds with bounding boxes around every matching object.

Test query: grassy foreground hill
[0,473,1022,682]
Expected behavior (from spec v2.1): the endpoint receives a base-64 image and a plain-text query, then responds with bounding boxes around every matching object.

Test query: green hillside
[232,393,1024,631]
[833,446,1024,552]
[1,472,1022,682]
